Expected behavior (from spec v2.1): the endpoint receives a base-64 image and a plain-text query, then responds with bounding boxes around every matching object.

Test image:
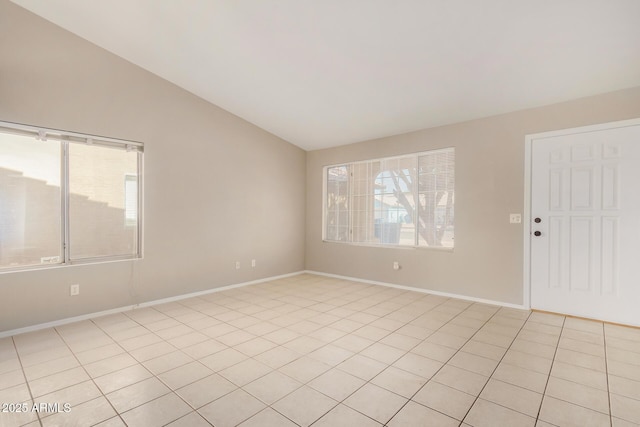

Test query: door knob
[534,218,542,223]
[534,231,542,236]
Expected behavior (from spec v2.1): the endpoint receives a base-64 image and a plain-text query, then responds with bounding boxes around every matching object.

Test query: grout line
[603,322,613,427]
[10,335,43,427]
[533,315,565,423]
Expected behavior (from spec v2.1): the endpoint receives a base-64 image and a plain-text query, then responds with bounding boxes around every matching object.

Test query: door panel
[530,124,640,326]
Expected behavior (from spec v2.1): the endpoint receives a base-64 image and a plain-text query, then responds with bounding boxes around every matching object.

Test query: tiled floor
[1,274,640,427]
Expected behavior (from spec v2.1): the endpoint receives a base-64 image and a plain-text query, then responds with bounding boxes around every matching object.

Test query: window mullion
[61,141,70,264]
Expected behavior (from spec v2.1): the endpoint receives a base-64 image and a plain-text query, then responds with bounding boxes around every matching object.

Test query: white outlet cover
[509,213,522,224]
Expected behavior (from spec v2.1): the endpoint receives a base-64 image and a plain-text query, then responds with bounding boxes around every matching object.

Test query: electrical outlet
[235,261,240,270]
[393,261,400,270]
[251,259,256,267]
[509,213,522,224]
[70,284,80,296]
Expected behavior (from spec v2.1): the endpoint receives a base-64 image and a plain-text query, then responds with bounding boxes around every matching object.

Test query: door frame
[523,118,640,312]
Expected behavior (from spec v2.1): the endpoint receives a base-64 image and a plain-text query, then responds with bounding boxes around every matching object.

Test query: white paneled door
[530,122,640,326]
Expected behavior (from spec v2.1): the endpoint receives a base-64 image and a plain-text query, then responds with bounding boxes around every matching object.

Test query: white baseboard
[0,271,305,338]
[304,270,528,310]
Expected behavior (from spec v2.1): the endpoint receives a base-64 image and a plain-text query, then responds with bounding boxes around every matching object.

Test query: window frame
[322,148,455,251]
[0,121,144,272]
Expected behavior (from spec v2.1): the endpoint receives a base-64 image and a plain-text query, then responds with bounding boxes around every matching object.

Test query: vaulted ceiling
[12,0,640,150]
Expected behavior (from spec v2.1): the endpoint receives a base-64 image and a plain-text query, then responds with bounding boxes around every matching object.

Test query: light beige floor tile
[84,353,138,378]
[0,383,30,404]
[562,328,604,346]
[244,321,280,336]
[24,356,80,381]
[201,323,238,338]
[118,333,163,351]
[181,338,227,359]
[234,337,278,357]
[198,348,247,372]
[243,370,301,404]
[412,380,476,420]
[395,324,434,340]
[608,359,640,382]
[480,379,543,417]
[360,342,406,365]
[128,341,176,363]
[502,349,553,374]
[516,330,560,347]
[524,321,562,336]
[605,324,640,342]
[509,339,557,359]
[332,334,375,353]
[238,407,299,427]
[94,364,153,394]
[379,333,421,351]
[0,369,25,393]
[410,341,456,363]
[352,325,391,341]
[254,346,300,369]
[460,340,507,361]
[263,328,300,345]
[392,352,443,379]
[546,376,609,414]
[539,396,611,427]
[473,330,516,348]
[157,361,213,390]
[279,356,331,383]
[165,411,211,427]
[42,396,116,427]
[559,337,605,358]
[612,417,640,427]
[448,351,499,377]
[431,364,488,396]
[29,367,90,397]
[219,358,271,386]
[388,400,459,427]
[93,416,127,427]
[307,344,353,366]
[0,357,21,377]
[74,343,125,365]
[312,403,382,427]
[610,393,640,425]
[607,347,640,366]
[337,354,387,381]
[331,319,366,334]
[555,347,606,372]
[492,362,548,393]
[176,373,236,408]
[216,330,257,347]
[120,393,191,427]
[371,366,427,398]
[425,331,467,349]
[609,375,640,400]
[551,361,608,391]
[564,318,603,335]
[607,336,640,354]
[282,335,326,354]
[528,312,565,327]
[167,332,210,349]
[272,385,337,426]
[308,368,366,401]
[38,380,101,416]
[106,377,170,413]
[464,398,536,427]
[343,383,407,424]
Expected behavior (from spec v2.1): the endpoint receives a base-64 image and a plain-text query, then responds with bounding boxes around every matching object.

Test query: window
[324,148,454,248]
[0,122,143,270]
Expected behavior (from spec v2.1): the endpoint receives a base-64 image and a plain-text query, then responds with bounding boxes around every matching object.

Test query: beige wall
[0,1,306,333]
[306,87,640,305]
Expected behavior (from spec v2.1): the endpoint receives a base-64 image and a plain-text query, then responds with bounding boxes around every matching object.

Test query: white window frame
[322,148,455,250]
[0,121,144,272]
